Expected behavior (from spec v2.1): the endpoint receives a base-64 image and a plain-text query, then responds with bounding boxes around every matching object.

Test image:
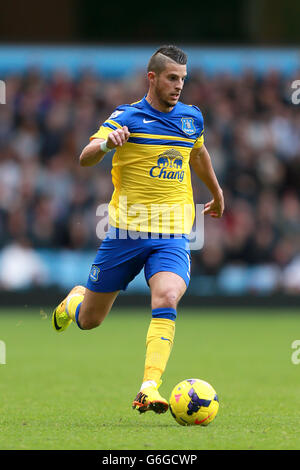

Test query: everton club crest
[181,117,196,136]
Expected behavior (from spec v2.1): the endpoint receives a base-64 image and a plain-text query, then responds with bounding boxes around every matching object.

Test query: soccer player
[52,45,224,414]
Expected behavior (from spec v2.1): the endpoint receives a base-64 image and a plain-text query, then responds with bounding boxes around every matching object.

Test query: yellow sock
[66,295,84,322]
[143,318,175,384]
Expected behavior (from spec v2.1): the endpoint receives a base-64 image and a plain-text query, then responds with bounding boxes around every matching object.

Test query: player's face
[154,62,187,109]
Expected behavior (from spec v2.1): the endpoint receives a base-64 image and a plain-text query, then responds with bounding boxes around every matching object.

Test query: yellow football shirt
[90,96,204,234]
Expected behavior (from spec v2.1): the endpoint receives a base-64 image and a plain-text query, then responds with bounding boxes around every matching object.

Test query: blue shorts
[86,226,191,293]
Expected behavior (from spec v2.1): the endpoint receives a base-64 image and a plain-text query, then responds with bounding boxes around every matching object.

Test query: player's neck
[145,92,174,114]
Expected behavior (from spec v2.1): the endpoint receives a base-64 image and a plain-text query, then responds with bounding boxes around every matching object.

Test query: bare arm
[189,144,224,218]
[79,126,130,167]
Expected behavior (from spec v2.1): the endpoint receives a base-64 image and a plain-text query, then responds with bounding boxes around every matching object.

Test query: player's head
[147,45,187,109]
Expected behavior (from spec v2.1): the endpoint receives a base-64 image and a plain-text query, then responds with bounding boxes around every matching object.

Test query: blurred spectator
[0,237,48,290]
[282,255,300,293]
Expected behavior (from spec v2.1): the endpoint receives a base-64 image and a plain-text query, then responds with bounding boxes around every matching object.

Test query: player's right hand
[107,126,130,148]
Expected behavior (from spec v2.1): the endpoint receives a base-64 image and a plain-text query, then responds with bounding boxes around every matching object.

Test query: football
[169,378,219,426]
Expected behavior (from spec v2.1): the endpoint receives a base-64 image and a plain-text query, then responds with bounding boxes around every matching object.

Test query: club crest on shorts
[89,265,100,282]
[181,117,196,136]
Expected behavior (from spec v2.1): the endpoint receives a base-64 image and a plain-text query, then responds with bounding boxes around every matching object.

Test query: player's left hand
[202,192,224,218]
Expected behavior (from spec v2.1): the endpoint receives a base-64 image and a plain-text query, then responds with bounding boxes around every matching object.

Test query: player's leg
[52,226,145,333]
[145,270,187,384]
[150,270,187,309]
[132,271,187,413]
[133,236,191,414]
[53,228,151,333]
[75,288,119,330]
[52,285,119,332]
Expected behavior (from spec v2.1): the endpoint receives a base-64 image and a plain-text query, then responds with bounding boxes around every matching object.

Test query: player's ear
[147,71,156,84]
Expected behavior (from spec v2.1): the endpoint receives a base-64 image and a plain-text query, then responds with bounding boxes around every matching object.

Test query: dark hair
[147,45,187,74]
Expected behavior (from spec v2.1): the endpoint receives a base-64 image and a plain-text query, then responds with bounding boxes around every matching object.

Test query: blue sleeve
[192,106,204,147]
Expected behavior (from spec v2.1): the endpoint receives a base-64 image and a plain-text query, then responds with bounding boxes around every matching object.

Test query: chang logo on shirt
[149,149,185,182]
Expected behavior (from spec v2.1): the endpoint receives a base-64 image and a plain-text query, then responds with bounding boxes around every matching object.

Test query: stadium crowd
[0,66,299,293]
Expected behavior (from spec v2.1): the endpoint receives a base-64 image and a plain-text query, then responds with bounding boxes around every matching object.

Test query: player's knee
[153,289,179,309]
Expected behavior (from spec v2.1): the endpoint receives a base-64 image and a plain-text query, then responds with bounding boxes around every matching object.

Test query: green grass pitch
[1,306,300,450]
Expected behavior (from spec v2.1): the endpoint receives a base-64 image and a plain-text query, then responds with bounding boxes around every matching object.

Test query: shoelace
[136,392,148,404]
